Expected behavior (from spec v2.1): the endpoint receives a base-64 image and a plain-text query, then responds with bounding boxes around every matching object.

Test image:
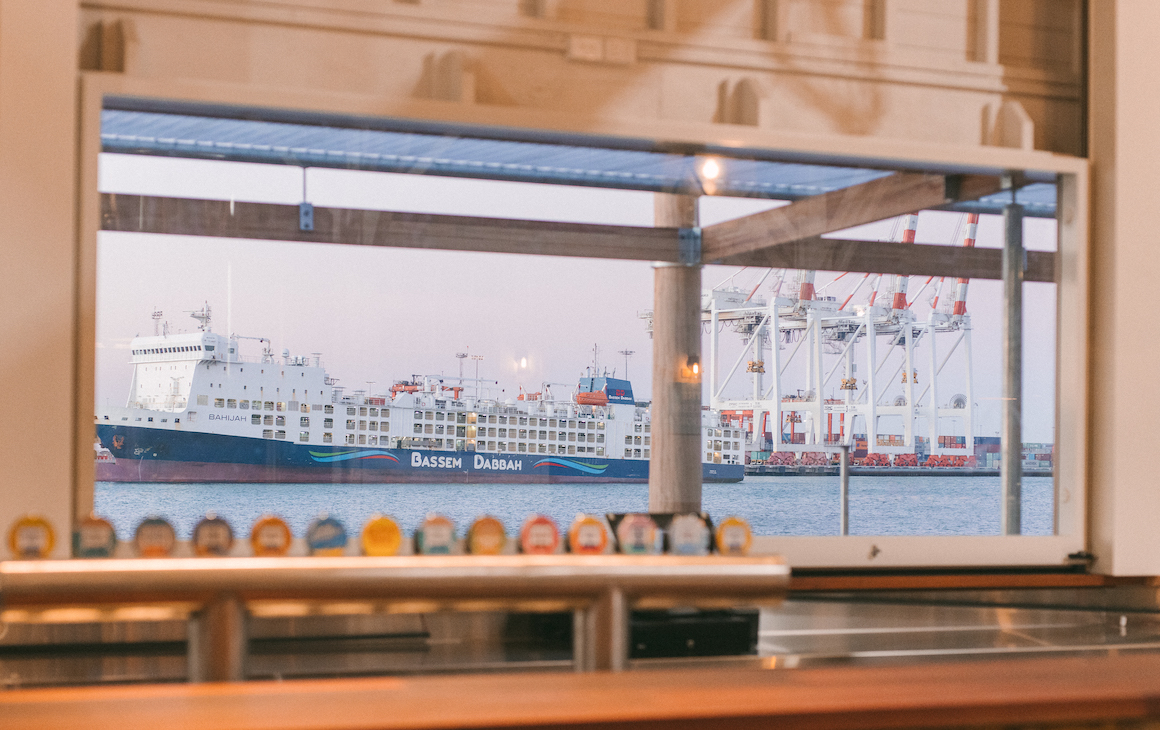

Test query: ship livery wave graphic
[532,458,609,475]
[309,450,400,464]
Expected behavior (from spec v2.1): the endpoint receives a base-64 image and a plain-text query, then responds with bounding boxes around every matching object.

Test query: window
[519,429,528,439]
[347,420,356,430]
[226,399,237,408]
[414,424,423,434]
[251,414,261,425]
[358,420,367,431]
[360,407,367,416]
[358,434,366,445]
[518,443,527,453]
[263,415,274,426]
[348,407,357,416]
[215,398,225,407]
[300,416,309,427]
[262,429,273,439]
[276,402,284,412]
[264,401,274,411]
[425,424,434,434]
[426,411,434,421]
[567,445,576,455]
[369,407,378,417]
[381,421,389,431]
[324,405,334,414]
[299,431,309,442]
[301,403,310,413]
[368,435,377,445]
[240,400,249,409]
[369,421,377,431]
[323,432,332,443]
[345,434,356,445]
[324,418,333,428]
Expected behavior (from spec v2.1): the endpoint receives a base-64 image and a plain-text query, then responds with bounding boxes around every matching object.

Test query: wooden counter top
[6,652,1160,730]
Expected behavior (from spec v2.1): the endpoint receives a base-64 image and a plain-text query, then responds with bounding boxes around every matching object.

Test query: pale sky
[96,153,1058,441]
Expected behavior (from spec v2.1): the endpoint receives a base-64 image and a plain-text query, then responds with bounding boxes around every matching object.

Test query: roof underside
[100,103,1058,219]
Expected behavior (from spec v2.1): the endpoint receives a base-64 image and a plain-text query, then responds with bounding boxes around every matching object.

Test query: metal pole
[188,592,247,682]
[1001,203,1025,535]
[591,587,629,672]
[839,444,850,535]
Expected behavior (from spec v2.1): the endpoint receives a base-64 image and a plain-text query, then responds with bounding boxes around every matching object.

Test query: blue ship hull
[96,424,744,483]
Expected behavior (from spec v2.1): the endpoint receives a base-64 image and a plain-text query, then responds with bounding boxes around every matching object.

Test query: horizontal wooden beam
[99,194,684,263]
[701,172,1003,264]
[100,194,1052,281]
[721,237,1055,283]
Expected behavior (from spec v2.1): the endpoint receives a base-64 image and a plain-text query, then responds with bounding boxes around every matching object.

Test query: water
[95,476,1054,539]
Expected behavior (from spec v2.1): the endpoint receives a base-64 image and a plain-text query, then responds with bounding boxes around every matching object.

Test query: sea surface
[95,476,1055,539]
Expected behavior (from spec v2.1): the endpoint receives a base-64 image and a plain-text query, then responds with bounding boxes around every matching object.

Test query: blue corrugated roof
[100,107,1056,217]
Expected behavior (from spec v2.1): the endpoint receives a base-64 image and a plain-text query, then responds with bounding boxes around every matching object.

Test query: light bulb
[700,158,720,180]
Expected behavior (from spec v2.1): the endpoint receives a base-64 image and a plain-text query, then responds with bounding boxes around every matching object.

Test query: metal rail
[0,555,788,680]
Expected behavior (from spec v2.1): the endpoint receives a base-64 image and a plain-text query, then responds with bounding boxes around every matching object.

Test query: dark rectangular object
[629,609,759,659]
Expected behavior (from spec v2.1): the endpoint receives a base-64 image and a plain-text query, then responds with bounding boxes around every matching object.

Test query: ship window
[714,452,721,464]
[567,446,576,455]
[634,424,642,433]
[358,420,367,430]
[713,440,722,450]
[121,416,128,421]
[381,421,389,432]
[569,420,577,428]
[487,427,495,437]
[587,434,595,443]
[214,398,225,408]
[488,441,496,450]
[161,418,168,422]
[197,395,208,406]
[369,408,378,417]
[538,444,547,453]
[641,449,647,458]
[368,421,377,431]
[358,434,366,445]
[644,424,650,433]
[187,413,196,422]
[539,430,547,439]
[324,418,333,428]
[251,414,261,425]
[518,429,527,439]
[489,415,497,424]
[276,416,285,426]
[626,448,633,457]
[300,416,309,427]
[548,418,557,427]
[498,416,507,425]
[597,422,605,430]
[345,434,355,445]
[626,436,633,445]
[368,435,377,445]
[457,413,467,424]
[348,407,357,416]
[323,432,332,443]
[276,402,285,412]
[205,345,215,352]
[324,405,334,414]
[302,404,311,413]
[518,443,527,453]
[227,399,237,408]
[468,413,477,424]
[642,436,649,445]
[262,429,273,439]
[456,426,466,437]
[597,434,605,444]
[634,449,642,458]
[435,412,444,421]
[360,407,367,416]
[239,400,249,409]
[568,433,576,442]
[548,432,556,441]
[423,423,432,434]
[518,417,527,426]
[262,415,273,426]
[299,431,310,442]
[412,423,422,434]
[497,428,507,438]
[425,411,434,421]
[497,442,506,452]
[265,401,274,411]
[342,419,353,430]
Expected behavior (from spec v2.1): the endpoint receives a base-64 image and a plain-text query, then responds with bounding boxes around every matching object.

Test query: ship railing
[0,555,788,680]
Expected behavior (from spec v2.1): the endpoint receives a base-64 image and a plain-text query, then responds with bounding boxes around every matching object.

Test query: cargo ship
[95,308,744,484]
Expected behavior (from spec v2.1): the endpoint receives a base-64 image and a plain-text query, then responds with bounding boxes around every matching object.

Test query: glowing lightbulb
[520,357,527,368]
[700,158,720,181]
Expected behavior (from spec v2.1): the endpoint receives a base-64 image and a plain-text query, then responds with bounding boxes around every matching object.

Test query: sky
[95,153,1059,441]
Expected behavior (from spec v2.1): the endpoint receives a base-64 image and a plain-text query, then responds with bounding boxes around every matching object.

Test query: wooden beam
[721,237,1055,283]
[701,172,1003,264]
[99,193,683,262]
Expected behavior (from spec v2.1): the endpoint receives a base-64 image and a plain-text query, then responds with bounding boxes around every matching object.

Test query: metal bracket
[299,202,314,231]
[677,227,701,266]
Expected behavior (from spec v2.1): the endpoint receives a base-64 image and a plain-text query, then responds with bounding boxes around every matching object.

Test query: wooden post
[649,193,702,513]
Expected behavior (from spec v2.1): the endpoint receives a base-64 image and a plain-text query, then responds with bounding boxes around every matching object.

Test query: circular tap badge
[193,513,234,557]
[250,515,293,557]
[519,514,560,555]
[567,514,609,555]
[134,516,176,558]
[415,514,456,555]
[615,514,659,555]
[467,515,506,555]
[8,515,55,559]
[715,516,753,556]
[361,514,403,556]
[74,515,116,558]
[668,514,711,556]
[306,514,348,556]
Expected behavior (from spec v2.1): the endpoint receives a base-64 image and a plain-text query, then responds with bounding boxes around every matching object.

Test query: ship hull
[96,424,744,484]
